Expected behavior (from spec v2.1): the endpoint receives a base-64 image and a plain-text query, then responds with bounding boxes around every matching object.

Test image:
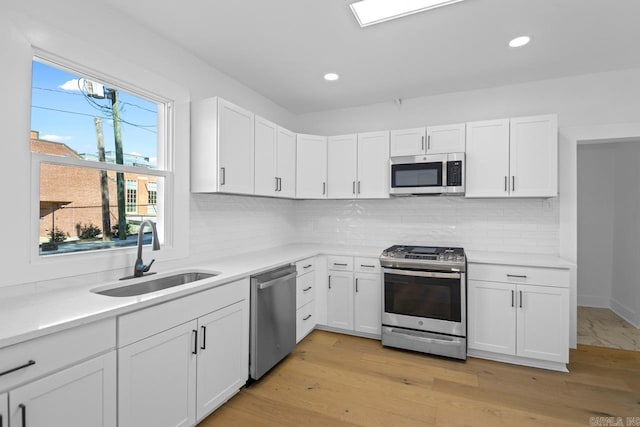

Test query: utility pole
[107,89,128,241]
[94,117,111,241]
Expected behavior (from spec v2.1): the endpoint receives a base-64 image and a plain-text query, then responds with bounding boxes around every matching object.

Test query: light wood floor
[578,306,640,351]
[199,330,640,426]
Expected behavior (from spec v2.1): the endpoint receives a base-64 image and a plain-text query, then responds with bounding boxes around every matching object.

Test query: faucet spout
[132,220,160,278]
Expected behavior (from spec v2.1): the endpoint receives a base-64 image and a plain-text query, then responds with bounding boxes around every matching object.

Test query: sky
[30,60,159,167]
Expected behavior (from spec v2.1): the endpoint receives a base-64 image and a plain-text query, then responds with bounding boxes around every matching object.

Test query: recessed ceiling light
[350,0,465,27]
[509,36,531,48]
[324,73,340,81]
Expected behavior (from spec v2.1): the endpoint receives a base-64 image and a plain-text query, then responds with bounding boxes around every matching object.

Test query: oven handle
[383,268,461,279]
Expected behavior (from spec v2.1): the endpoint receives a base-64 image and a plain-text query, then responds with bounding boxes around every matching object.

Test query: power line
[32,105,157,134]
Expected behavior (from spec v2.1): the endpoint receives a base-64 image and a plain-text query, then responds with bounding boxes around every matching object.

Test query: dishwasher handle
[257,271,297,290]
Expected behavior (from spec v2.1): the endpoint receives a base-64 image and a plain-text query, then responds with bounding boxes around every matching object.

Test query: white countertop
[0,243,383,349]
[0,243,571,349]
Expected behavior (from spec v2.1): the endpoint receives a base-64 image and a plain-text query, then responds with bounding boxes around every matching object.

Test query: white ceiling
[104,0,640,114]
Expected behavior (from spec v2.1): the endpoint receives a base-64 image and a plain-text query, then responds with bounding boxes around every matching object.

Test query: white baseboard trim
[610,298,640,328]
[577,296,610,308]
[467,349,569,373]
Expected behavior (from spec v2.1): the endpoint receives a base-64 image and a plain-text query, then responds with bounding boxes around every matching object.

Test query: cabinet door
[426,123,466,154]
[296,301,316,343]
[327,134,358,199]
[10,352,116,427]
[357,131,390,199]
[254,116,278,197]
[118,320,197,427]
[196,300,249,420]
[296,134,327,199]
[218,98,255,195]
[509,114,558,197]
[0,392,6,427]
[276,126,297,198]
[516,284,569,363]
[390,127,425,156]
[327,271,354,330]
[467,280,516,355]
[465,119,510,198]
[354,273,381,335]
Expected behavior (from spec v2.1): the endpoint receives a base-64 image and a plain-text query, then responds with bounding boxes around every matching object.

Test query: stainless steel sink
[93,272,218,297]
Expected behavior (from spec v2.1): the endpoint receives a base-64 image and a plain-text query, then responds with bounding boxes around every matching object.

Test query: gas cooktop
[379,245,466,270]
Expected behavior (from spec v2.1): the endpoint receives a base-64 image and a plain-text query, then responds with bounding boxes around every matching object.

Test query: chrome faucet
[121,220,160,280]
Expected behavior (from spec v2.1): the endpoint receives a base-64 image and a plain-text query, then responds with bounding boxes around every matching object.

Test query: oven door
[382,268,466,337]
[389,155,446,194]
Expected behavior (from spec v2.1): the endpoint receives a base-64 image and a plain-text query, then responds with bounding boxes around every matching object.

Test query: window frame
[29,52,177,264]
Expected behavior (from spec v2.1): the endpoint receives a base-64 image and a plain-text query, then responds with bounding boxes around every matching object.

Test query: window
[126,179,138,214]
[31,58,170,256]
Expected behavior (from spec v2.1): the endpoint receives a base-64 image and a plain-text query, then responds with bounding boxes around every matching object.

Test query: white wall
[610,142,640,326]
[577,144,615,307]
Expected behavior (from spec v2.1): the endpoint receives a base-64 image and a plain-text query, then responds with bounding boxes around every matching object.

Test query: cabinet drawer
[118,278,249,347]
[327,255,353,271]
[296,272,315,309]
[0,318,115,392]
[354,257,380,274]
[296,257,315,276]
[468,263,569,288]
[296,301,316,343]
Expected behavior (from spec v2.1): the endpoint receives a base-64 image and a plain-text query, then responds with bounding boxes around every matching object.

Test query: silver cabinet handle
[333,263,348,267]
[200,326,207,350]
[504,176,507,192]
[355,278,359,293]
[278,177,282,191]
[328,275,331,289]
[303,314,312,321]
[192,329,198,355]
[519,290,523,308]
[512,176,515,192]
[511,290,515,307]
[322,182,326,195]
[0,360,36,377]
[220,167,226,185]
[360,264,375,268]
[507,274,527,279]
[421,136,425,151]
[353,181,356,194]
[303,264,312,269]
[357,181,361,194]
[303,286,312,292]
[427,135,431,150]
[275,177,279,191]
[19,403,26,427]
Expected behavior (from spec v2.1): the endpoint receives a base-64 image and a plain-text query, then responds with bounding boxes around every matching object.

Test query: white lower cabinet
[467,263,570,371]
[9,352,116,427]
[296,257,317,342]
[326,256,381,337]
[117,278,250,427]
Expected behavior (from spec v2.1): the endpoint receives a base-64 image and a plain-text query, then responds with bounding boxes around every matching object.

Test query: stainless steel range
[379,245,467,360]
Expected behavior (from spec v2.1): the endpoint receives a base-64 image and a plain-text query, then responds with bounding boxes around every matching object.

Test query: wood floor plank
[199,330,640,427]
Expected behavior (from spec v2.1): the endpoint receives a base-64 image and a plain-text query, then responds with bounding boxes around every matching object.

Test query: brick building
[31,131,157,242]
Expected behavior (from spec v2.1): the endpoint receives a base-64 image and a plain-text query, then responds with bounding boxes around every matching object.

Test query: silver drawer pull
[360,264,375,268]
[333,263,348,266]
[303,264,312,269]
[507,274,527,279]
[0,360,36,377]
[303,286,312,292]
[303,314,312,321]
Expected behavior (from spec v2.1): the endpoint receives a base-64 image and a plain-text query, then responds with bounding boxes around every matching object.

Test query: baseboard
[314,325,381,341]
[610,298,640,328]
[577,295,610,308]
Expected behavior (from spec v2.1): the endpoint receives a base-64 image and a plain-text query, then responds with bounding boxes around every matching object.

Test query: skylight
[350,0,465,27]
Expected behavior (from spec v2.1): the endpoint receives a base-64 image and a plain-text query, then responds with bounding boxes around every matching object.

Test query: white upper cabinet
[254,116,278,197]
[357,131,390,199]
[390,127,425,157]
[191,97,255,195]
[466,114,557,198]
[327,134,358,199]
[254,117,296,198]
[426,123,466,153]
[509,115,558,198]
[296,134,327,199]
[465,118,511,198]
[276,127,297,198]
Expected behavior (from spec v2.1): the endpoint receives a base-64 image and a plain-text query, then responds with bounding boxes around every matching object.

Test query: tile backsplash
[190,194,560,256]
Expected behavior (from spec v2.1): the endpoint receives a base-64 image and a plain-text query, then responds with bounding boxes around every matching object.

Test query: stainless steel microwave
[389,153,465,195]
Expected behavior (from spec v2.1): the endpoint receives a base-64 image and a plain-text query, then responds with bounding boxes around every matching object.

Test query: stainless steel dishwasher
[250,264,297,380]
